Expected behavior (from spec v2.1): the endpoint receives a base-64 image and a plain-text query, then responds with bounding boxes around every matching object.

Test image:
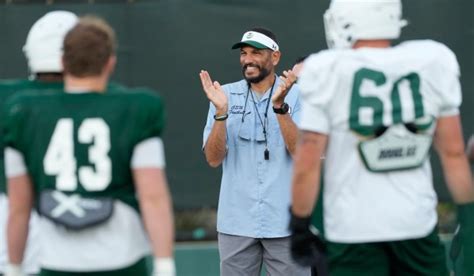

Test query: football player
[4,16,175,276]
[289,0,474,275]
[0,11,78,276]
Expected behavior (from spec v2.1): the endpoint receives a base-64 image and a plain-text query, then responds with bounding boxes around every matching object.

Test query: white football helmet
[324,0,407,49]
[23,11,78,73]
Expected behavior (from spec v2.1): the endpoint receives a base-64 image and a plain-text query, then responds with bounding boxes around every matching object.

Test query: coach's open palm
[200,70,228,114]
[272,69,297,106]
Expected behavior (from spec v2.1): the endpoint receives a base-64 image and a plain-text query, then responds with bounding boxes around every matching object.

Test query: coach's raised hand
[272,69,297,106]
[200,70,228,115]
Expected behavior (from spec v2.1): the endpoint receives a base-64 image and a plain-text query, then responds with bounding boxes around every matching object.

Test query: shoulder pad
[400,40,460,76]
[304,49,343,72]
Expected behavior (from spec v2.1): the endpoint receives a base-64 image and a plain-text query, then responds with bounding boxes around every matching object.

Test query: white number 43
[43,118,112,192]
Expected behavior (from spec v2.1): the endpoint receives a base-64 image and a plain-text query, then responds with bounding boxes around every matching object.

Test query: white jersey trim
[131,137,166,169]
[439,107,459,117]
[5,147,27,178]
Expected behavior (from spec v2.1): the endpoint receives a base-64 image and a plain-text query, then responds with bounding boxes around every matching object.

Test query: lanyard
[241,78,276,160]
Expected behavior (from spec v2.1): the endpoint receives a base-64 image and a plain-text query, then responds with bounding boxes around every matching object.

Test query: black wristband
[213,113,228,121]
[273,103,290,114]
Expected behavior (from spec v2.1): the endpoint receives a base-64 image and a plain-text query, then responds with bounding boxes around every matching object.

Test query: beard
[242,63,271,84]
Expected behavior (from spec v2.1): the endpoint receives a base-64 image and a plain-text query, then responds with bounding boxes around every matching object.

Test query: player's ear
[271,50,281,66]
[61,56,67,74]
[104,55,117,75]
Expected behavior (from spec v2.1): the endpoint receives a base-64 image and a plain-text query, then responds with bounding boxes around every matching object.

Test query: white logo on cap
[239,31,279,51]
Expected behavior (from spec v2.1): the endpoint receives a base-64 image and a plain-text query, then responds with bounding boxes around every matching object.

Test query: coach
[200,27,309,276]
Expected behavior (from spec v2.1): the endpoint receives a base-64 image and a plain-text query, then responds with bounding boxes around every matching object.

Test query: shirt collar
[249,74,279,102]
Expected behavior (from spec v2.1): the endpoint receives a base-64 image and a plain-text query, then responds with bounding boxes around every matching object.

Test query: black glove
[289,207,327,267]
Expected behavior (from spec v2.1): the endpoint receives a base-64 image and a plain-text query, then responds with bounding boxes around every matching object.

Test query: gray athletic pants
[218,233,311,276]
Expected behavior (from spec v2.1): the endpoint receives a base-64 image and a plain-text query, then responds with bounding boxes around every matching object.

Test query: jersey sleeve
[297,51,337,134]
[2,95,27,152]
[0,82,31,153]
[424,41,462,117]
[133,90,166,143]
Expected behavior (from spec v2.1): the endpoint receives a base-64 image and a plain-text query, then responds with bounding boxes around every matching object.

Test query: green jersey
[3,86,165,211]
[0,79,64,193]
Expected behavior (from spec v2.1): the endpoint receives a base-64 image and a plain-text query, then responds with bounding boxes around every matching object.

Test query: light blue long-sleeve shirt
[203,77,301,238]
